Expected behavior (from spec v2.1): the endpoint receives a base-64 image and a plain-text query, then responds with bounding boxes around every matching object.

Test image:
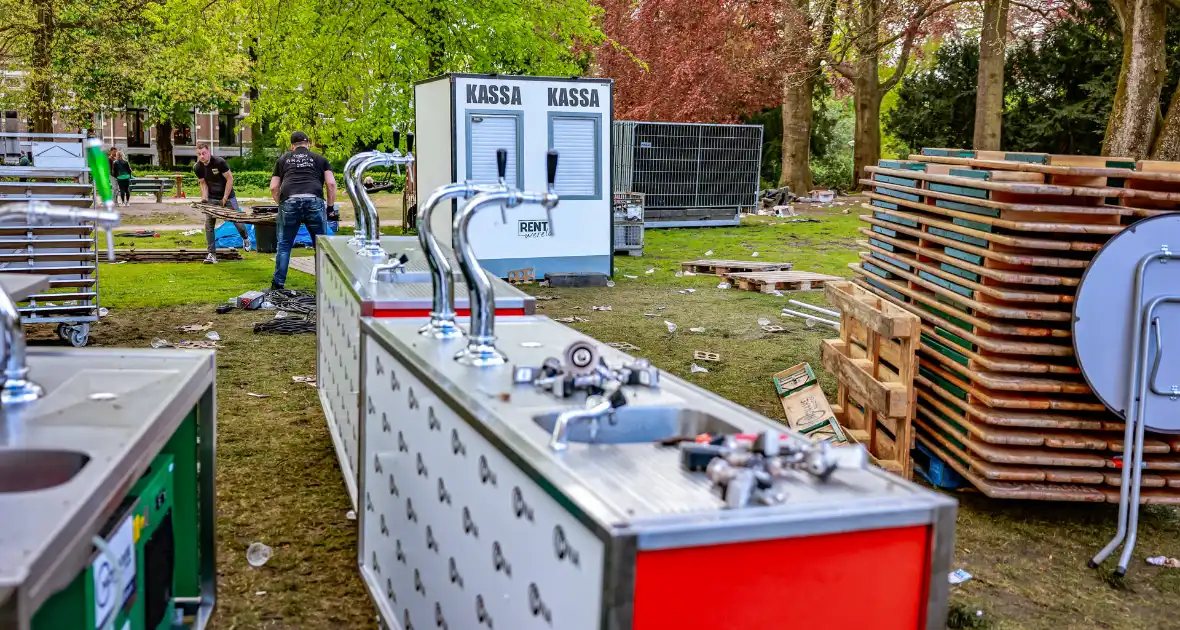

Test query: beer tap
[354,130,415,261]
[343,150,379,248]
[453,150,560,366]
[414,149,512,339]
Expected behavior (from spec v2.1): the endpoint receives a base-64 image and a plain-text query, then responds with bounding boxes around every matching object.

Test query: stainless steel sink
[373,270,432,283]
[532,406,742,445]
[0,448,90,493]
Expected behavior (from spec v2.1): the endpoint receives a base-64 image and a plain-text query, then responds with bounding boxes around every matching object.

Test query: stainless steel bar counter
[0,347,217,630]
[317,235,536,508]
[357,316,956,630]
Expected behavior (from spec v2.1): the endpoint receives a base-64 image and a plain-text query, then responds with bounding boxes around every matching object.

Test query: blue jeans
[272,196,327,288]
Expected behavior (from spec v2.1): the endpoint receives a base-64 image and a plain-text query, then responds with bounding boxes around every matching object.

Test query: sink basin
[374,270,432,283]
[0,449,90,493]
[532,406,742,445]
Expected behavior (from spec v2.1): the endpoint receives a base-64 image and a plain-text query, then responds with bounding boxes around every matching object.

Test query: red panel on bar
[371,308,527,318]
[632,525,932,630]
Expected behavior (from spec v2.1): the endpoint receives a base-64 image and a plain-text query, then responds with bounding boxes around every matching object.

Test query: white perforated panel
[360,335,605,630]
[318,249,362,507]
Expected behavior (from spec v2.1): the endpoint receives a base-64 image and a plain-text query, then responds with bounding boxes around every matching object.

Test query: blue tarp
[214,221,333,248]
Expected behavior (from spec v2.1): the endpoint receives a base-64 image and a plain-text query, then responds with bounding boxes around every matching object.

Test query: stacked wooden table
[850,148,1180,502]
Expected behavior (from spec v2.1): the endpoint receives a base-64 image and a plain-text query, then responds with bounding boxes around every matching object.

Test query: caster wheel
[56,323,71,342]
[66,324,90,347]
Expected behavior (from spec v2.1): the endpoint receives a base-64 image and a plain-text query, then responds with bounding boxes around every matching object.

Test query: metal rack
[612,191,644,255]
[612,121,762,227]
[0,132,99,346]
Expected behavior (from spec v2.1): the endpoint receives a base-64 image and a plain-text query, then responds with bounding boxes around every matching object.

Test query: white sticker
[92,514,137,629]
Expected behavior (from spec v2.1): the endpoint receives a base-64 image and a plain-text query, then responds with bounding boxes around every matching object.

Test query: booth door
[467,112,522,188]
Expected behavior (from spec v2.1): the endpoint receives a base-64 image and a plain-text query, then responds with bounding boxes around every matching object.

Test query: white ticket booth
[414,73,614,277]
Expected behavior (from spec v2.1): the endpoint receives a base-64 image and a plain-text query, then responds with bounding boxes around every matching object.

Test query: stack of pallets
[850,148,1180,503]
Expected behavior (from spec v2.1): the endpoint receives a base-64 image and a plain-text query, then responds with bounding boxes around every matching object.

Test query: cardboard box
[772,363,848,444]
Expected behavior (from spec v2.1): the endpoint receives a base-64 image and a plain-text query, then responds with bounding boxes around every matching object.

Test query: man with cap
[195,141,251,263]
[269,131,337,289]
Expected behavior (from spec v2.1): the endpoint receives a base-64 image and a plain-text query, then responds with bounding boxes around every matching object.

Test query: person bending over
[268,131,336,289]
[194,142,250,263]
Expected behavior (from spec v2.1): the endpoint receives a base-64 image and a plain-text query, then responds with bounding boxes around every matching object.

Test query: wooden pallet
[680,259,794,275]
[288,256,317,276]
[726,270,841,293]
[115,248,243,262]
[820,281,919,479]
[193,202,278,225]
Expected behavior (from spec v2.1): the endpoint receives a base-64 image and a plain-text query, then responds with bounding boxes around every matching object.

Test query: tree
[885,39,979,153]
[135,0,249,168]
[779,0,838,193]
[0,0,152,132]
[1102,0,1179,158]
[240,0,607,159]
[597,0,780,123]
[973,0,1010,149]
[828,0,965,188]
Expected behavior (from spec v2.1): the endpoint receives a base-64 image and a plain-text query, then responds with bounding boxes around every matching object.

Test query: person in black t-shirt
[194,142,250,263]
[268,130,337,289]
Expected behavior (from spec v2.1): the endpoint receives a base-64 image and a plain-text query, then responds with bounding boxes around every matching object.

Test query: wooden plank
[824,281,918,338]
[870,164,1180,201]
[873,206,1105,253]
[821,339,909,417]
[863,191,1125,235]
[915,405,1107,467]
[917,373,1121,431]
[917,344,1090,394]
[862,215,1089,269]
[679,259,793,275]
[859,229,1081,287]
[724,270,842,293]
[114,248,242,262]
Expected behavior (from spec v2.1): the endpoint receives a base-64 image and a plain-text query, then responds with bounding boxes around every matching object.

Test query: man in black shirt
[269,130,337,289]
[194,142,250,263]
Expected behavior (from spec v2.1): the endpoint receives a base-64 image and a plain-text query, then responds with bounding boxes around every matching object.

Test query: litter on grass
[678,289,696,295]
[645,268,655,275]
[717,282,731,290]
[689,327,706,333]
[150,338,172,349]
[704,250,713,256]
[691,363,710,374]
[644,313,658,317]
[752,252,759,257]
[624,274,638,279]
[346,510,357,521]
[292,375,316,386]
[178,322,213,333]
[1147,556,1180,568]
[606,281,615,287]
[948,569,973,585]
[592,305,613,311]
[205,331,221,341]
[247,392,270,398]
[665,321,678,333]
[758,317,771,326]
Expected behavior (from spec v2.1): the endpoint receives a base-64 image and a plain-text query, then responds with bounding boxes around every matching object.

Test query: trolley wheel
[55,323,71,342]
[65,324,90,347]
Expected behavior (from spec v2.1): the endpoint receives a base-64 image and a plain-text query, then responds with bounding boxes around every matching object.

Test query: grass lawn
[51,203,1180,629]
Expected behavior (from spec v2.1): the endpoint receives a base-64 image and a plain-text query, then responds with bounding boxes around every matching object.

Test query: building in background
[2,98,252,166]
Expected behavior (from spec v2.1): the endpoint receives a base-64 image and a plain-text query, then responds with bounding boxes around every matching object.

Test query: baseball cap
[290,131,310,144]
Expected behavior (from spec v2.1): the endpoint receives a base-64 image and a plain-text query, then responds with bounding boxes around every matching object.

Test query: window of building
[126,109,149,147]
[466,111,523,188]
[547,113,601,199]
[219,113,237,147]
[173,120,193,146]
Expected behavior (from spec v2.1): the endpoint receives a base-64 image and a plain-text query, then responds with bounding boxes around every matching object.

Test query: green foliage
[743,79,849,189]
[883,40,979,156]
[811,97,855,191]
[884,4,1180,156]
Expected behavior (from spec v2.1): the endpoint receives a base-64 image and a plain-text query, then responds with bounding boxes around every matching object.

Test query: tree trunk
[29,0,55,133]
[1149,82,1180,160]
[156,122,174,169]
[1102,0,1167,158]
[248,41,263,156]
[852,56,882,191]
[973,0,1009,150]
[779,72,814,193]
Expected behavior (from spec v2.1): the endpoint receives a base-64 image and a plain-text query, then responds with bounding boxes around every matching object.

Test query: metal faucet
[0,201,121,414]
[453,150,560,367]
[352,131,415,261]
[342,151,378,248]
[415,150,512,339]
[548,384,628,452]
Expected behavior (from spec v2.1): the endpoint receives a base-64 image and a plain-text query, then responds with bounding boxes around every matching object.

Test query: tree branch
[879,23,917,91]
[1008,0,1054,19]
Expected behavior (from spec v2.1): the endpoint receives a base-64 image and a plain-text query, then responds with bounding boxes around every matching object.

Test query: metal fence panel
[612,121,762,211]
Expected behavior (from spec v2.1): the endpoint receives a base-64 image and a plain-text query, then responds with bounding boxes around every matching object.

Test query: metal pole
[781,308,840,329]
[788,300,841,318]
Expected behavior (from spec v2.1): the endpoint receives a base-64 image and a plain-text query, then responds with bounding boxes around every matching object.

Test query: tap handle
[406,132,414,154]
[85,137,114,206]
[392,129,401,152]
[496,148,508,183]
[546,150,558,190]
